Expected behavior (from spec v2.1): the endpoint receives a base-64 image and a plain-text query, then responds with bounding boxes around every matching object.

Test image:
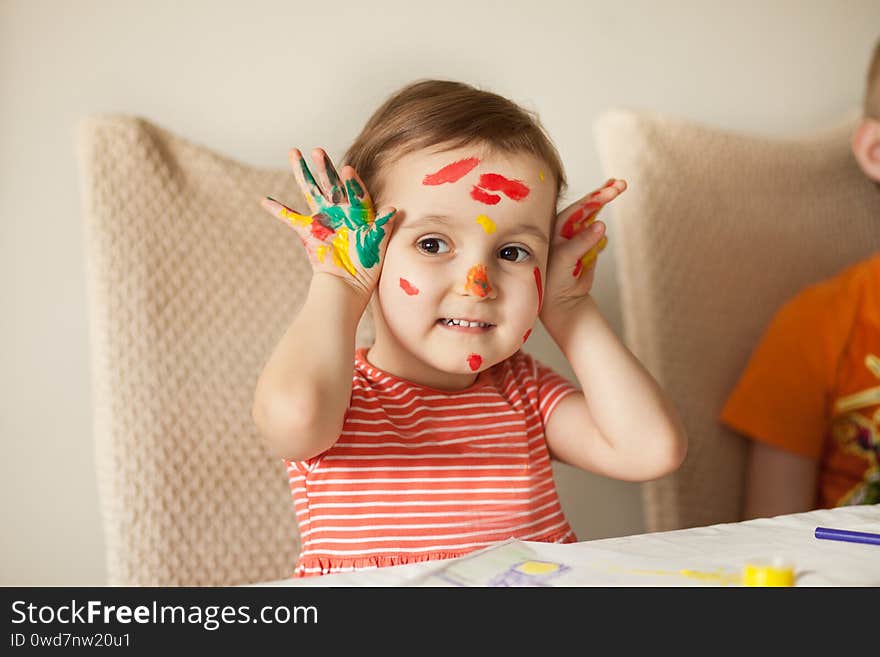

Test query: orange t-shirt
[285,348,579,577]
[720,253,880,509]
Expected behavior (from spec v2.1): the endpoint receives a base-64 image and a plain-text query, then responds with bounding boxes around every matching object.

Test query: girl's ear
[851,118,880,184]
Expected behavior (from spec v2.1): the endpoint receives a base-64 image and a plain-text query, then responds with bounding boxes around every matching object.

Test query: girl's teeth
[444,319,489,328]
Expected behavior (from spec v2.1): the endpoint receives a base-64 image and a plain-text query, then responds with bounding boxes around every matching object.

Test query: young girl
[252,80,687,577]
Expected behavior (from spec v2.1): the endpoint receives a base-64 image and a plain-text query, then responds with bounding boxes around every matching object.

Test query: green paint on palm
[299,157,323,204]
[356,211,393,269]
[345,178,373,230]
[297,153,387,268]
[322,205,347,229]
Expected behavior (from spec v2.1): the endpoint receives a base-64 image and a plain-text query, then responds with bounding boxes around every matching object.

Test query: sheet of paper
[405,539,745,587]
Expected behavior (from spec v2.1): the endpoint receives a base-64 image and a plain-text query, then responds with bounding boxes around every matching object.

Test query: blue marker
[814,526,880,547]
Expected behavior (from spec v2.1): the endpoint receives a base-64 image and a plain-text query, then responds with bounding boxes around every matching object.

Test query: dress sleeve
[720,275,855,459]
[530,355,580,426]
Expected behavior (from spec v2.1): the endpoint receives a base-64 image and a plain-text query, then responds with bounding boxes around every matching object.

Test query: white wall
[2,0,877,585]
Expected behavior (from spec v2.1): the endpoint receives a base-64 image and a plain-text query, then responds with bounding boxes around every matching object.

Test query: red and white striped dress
[285,347,579,577]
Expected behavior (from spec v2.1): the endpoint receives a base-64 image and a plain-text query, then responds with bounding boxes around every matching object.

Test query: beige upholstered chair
[76,115,375,585]
[595,109,880,532]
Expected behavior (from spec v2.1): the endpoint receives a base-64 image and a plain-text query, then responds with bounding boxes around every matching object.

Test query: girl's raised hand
[260,147,396,300]
[540,178,627,317]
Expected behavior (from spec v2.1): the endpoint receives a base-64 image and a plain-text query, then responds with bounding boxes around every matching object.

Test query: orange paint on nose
[467,354,483,371]
[465,264,492,298]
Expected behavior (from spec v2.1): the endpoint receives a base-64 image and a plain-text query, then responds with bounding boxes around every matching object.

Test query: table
[256,505,879,587]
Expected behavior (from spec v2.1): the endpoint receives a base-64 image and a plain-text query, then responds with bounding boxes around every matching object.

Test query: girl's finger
[312,148,346,205]
[573,236,608,279]
[556,178,627,241]
[260,196,314,233]
[340,165,376,229]
[288,148,324,214]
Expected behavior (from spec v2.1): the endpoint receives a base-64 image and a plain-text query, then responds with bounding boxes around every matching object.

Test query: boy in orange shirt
[720,39,880,519]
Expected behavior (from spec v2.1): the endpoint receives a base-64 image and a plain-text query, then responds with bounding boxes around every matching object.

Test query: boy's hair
[865,38,880,119]
[344,79,567,205]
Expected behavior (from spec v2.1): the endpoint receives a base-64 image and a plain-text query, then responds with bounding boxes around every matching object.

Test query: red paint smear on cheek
[533,267,543,311]
[523,329,532,343]
[477,173,531,201]
[467,354,483,371]
[399,278,419,295]
[423,158,481,185]
[470,186,501,205]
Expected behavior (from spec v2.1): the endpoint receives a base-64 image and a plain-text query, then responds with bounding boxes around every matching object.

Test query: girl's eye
[417,237,450,255]
[498,245,530,263]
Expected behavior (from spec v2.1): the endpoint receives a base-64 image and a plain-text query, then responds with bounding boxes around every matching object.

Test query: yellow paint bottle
[742,557,795,587]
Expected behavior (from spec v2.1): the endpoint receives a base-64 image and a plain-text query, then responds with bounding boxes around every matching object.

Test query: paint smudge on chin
[465,264,492,297]
[523,328,532,343]
[399,278,419,295]
[467,354,483,371]
[533,267,543,311]
[423,157,481,185]
[471,186,501,205]
[475,214,496,234]
[477,173,530,201]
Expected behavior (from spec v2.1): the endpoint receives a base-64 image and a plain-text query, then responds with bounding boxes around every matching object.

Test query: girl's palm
[261,148,395,298]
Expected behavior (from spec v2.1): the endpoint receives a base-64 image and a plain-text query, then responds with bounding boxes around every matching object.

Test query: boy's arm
[251,147,395,461]
[742,442,818,519]
[538,180,687,481]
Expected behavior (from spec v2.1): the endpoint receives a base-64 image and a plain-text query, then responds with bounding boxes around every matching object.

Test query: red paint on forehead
[399,278,419,295]
[533,267,543,311]
[422,157,481,185]
[470,186,501,205]
[477,173,530,201]
[467,353,483,371]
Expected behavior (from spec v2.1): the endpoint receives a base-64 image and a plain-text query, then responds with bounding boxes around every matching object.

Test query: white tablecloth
[255,505,879,587]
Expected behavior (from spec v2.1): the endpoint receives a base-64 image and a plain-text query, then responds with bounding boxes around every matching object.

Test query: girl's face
[368,144,557,390]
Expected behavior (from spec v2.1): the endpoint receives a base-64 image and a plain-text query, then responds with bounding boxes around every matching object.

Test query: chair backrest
[594,109,880,531]
[76,115,375,585]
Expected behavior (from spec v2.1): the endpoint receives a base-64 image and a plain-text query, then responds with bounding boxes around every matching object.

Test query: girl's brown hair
[344,79,566,204]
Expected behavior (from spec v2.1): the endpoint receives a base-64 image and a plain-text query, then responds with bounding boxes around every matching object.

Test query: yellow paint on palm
[579,236,608,270]
[331,227,356,276]
[316,244,329,263]
[279,206,313,228]
[475,214,496,234]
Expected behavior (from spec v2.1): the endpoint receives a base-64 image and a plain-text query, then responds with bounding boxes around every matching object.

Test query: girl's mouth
[437,318,495,333]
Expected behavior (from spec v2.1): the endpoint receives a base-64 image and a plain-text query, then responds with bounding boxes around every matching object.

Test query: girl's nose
[458,263,497,300]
